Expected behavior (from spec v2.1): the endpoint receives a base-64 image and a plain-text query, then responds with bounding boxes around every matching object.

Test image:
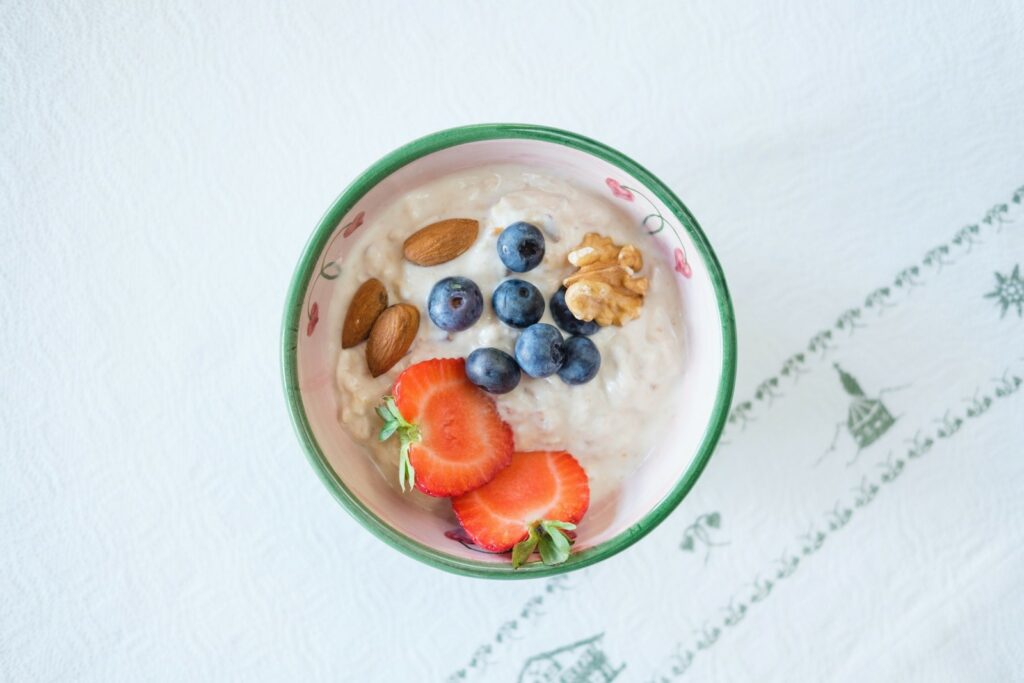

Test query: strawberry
[452,451,590,568]
[377,358,513,497]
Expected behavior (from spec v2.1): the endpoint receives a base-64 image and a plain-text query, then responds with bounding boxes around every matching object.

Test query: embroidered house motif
[834,363,897,449]
[819,363,907,466]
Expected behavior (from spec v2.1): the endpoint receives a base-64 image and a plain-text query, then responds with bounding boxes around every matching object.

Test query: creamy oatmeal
[329,165,687,511]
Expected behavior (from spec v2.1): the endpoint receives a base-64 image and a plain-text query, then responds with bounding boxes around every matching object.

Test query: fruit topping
[514,323,565,378]
[492,278,545,328]
[452,450,590,567]
[497,221,545,272]
[557,336,601,385]
[379,358,514,496]
[427,276,484,332]
[465,347,522,394]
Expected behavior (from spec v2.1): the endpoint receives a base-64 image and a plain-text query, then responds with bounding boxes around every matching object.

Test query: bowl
[282,124,736,578]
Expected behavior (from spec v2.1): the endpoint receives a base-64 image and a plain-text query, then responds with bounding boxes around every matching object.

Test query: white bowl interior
[294,138,726,565]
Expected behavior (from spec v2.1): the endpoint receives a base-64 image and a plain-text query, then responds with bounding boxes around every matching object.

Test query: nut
[564,279,645,326]
[403,218,479,266]
[366,304,420,377]
[567,234,620,268]
[342,278,389,348]
[563,233,648,326]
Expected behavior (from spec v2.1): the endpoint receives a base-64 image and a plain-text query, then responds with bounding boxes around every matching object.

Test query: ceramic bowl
[282,124,736,578]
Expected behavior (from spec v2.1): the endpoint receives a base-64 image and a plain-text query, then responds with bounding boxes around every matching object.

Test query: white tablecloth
[3,2,1023,681]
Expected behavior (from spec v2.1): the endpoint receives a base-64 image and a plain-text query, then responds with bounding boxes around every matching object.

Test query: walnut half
[563,233,649,326]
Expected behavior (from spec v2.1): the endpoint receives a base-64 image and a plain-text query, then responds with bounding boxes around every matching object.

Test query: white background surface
[3,2,1023,681]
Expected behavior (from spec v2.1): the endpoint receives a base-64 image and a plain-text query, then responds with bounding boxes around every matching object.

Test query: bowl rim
[281,123,737,579]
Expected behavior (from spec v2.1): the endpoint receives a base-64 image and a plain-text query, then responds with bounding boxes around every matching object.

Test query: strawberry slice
[377,358,513,497]
[452,451,590,568]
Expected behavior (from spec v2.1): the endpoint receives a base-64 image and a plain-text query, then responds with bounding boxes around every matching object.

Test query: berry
[466,348,521,394]
[492,279,545,328]
[514,323,565,378]
[549,286,600,336]
[428,276,483,332]
[452,451,590,567]
[557,336,601,385]
[497,222,545,272]
[379,358,513,497]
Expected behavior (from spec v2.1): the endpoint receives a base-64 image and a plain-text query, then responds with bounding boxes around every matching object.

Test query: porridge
[328,164,687,566]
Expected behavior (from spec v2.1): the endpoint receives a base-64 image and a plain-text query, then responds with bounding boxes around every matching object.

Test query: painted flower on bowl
[306,302,320,336]
[674,248,692,278]
[343,211,366,238]
[605,177,634,202]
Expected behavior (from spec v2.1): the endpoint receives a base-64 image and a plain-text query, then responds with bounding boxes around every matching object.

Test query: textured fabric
[2,2,1023,681]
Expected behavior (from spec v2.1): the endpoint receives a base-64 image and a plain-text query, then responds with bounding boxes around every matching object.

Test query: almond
[342,278,389,349]
[403,218,479,266]
[366,304,420,377]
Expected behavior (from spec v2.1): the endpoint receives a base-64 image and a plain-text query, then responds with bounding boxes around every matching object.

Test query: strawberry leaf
[385,397,403,419]
[379,421,398,441]
[534,520,574,566]
[538,534,558,564]
[377,396,421,492]
[538,524,572,566]
[512,526,540,569]
[398,441,416,492]
[547,528,572,557]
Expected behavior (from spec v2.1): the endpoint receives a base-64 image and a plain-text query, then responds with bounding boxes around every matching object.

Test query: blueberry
[497,222,545,272]
[557,336,601,385]
[492,279,545,328]
[514,323,565,378]
[466,348,521,394]
[428,276,483,332]
[549,286,600,336]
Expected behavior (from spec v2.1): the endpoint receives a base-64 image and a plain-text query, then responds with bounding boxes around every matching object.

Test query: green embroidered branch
[511,520,576,569]
[648,362,1024,683]
[719,186,1022,443]
[376,396,420,492]
[993,371,1022,397]
[680,512,728,564]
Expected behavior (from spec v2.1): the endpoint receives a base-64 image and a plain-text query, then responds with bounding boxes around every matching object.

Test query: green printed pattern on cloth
[645,367,1023,681]
[723,187,1023,439]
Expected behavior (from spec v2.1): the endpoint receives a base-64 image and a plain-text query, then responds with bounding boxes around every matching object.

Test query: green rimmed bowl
[282,124,736,578]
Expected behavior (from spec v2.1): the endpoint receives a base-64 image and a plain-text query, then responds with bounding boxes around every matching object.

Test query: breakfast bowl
[281,124,736,578]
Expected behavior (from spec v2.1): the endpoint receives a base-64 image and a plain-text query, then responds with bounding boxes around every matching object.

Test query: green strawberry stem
[511,520,577,569]
[376,396,420,492]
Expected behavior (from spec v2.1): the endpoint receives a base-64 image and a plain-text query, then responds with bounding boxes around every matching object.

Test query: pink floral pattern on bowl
[605,177,635,202]
[606,177,692,279]
[305,211,366,336]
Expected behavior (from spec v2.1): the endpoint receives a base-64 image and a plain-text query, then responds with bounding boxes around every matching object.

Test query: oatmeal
[329,165,687,511]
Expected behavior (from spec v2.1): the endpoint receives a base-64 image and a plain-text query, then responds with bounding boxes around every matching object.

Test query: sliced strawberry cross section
[379,358,514,497]
[452,450,590,568]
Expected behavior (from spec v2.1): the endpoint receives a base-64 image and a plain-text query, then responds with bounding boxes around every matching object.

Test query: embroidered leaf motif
[894,266,921,289]
[808,329,834,355]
